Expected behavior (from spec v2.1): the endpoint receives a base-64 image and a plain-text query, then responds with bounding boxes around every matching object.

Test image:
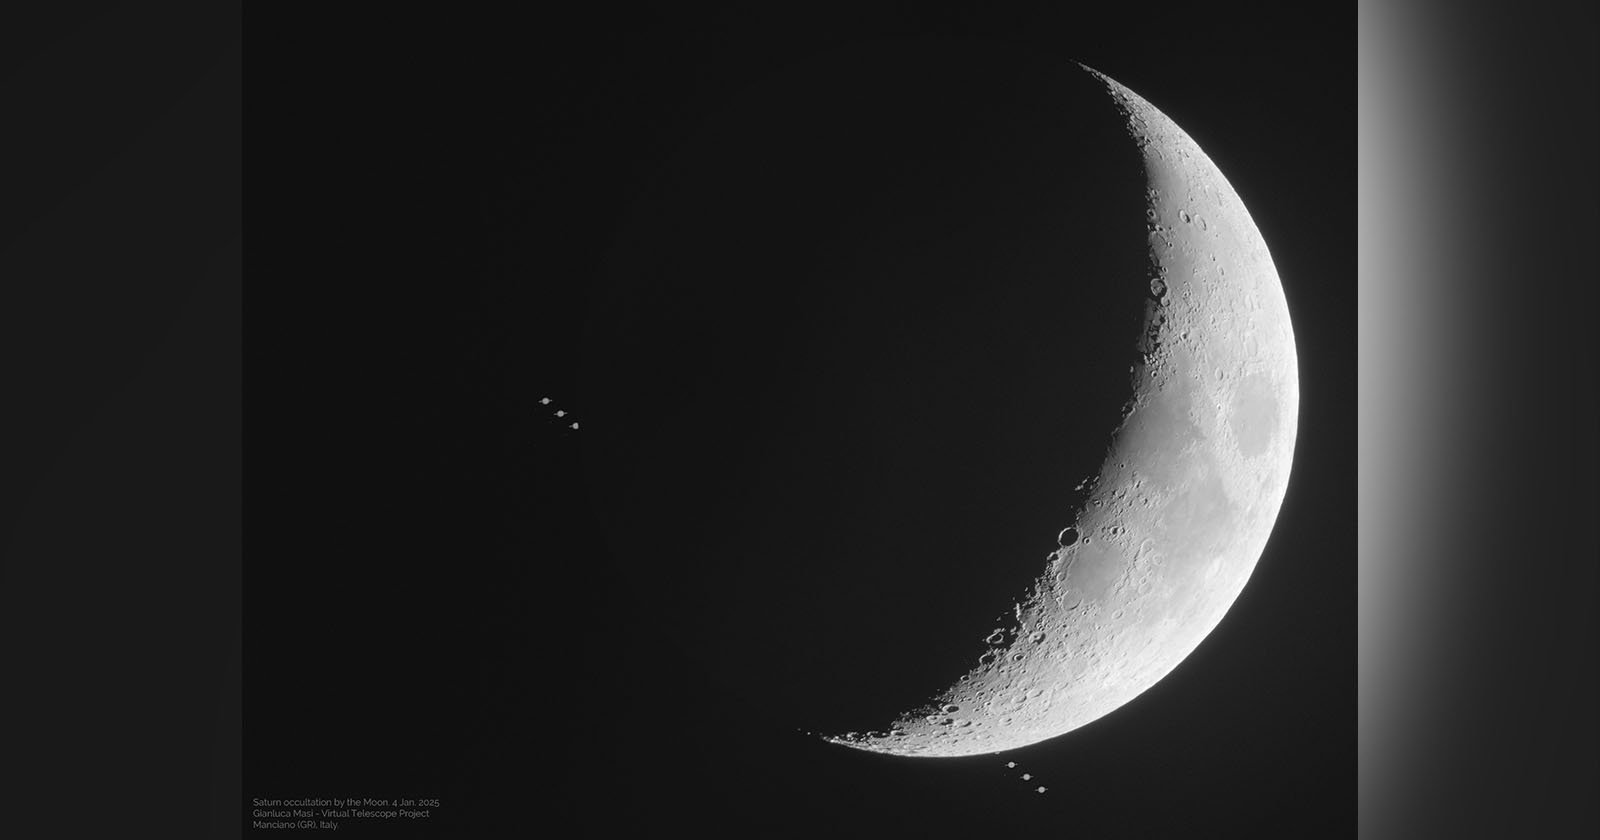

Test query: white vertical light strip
[1361,2,1599,836]
[1358,3,1430,833]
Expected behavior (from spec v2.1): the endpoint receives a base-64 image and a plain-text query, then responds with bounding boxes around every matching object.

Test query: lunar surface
[825,66,1299,757]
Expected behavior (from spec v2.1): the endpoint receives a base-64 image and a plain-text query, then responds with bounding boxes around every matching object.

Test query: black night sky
[18,4,1600,839]
[244,4,1354,836]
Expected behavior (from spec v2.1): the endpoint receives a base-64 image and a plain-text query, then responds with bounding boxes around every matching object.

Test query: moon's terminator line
[826,65,1299,758]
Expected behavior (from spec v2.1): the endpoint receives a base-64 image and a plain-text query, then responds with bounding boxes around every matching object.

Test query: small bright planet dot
[539,397,551,405]
[1036,787,1048,794]
[571,422,579,430]
[1005,762,1017,768]
[1022,773,1032,781]
[555,410,566,417]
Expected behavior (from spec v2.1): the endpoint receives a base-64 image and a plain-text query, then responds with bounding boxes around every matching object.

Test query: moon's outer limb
[826,67,1298,757]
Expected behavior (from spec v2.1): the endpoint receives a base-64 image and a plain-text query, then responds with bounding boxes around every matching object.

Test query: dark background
[15,3,1594,840]
[244,4,1352,838]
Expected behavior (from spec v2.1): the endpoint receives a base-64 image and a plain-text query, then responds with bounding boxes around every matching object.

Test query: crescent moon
[826,65,1299,757]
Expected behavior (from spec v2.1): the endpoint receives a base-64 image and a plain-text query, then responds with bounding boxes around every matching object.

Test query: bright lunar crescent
[826,66,1299,758]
